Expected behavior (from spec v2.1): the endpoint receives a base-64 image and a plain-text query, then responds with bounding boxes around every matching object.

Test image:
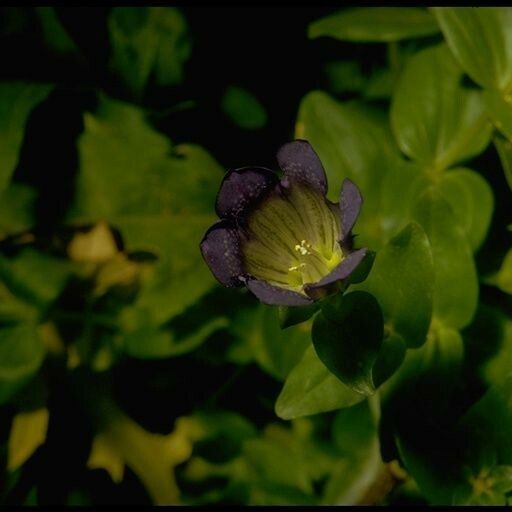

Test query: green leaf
[297,91,400,202]
[396,432,461,505]
[108,7,191,97]
[436,168,494,251]
[483,89,512,141]
[363,68,394,100]
[0,281,38,325]
[385,322,464,403]
[0,249,70,312]
[491,249,512,295]
[357,222,434,348]
[391,44,492,172]
[494,136,512,191]
[221,86,267,130]
[115,214,217,325]
[323,61,365,95]
[324,398,381,505]
[122,317,228,359]
[0,323,44,405]
[275,346,365,420]
[72,96,222,220]
[0,82,53,192]
[278,303,320,330]
[309,8,439,43]
[331,398,378,456]
[460,374,512,464]
[412,189,478,330]
[230,305,311,381]
[7,407,49,471]
[371,333,407,388]
[35,7,78,54]
[482,316,512,386]
[242,438,312,495]
[0,184,36,238]
[312,291,384,395]
[432,7,512,92]
[71,96,224,325]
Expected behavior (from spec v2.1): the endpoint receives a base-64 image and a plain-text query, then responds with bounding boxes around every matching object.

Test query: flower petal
[277,140,327,195]
[246,279,313,306]
[200,221,244,287]
[339,178,363,239]
[303,248,367,296]
[216,167,278,220]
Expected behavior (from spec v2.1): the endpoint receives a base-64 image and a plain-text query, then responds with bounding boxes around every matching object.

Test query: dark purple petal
[216,167,278,220]
[246,279,313,306]
[277,140,327,195]
[339,178,363,239]
[200,221,244,288]
[304,248,367,296]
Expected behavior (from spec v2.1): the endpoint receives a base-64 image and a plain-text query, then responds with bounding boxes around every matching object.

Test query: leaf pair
[276,221,434,419]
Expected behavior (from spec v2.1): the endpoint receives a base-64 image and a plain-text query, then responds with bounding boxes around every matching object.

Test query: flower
[200,140,368,306]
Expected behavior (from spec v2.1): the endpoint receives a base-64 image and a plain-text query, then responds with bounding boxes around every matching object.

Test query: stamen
[288,263,306,272]
[294,239,312,256]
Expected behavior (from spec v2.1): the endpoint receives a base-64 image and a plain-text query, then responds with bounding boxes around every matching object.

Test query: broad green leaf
[0,249,71,311]
[357,222,434,348]
[0,281,38,325]
[412,190,478,330]
[371,333,407,388]
[221,86,267,130]
[0,324,45,405]
[363,68,394,100]
[116,215,215,325]
[309,8,439,43]
[0,184,36,238]
[278,303,319,330]
[296,91,400,203]
[323,61,365,95]
[331,398,379,456]
[122,317,227,359]
[193,409,257,452]
[494,136,512,191]
[491,250,512,294]
[35,7,77,54]
[313,291,384,395]
[482,316,512,386]
[391,44,492,172]
[67,222,118,264]
[436,168,494,251]
[87,433,125,483]
[384,321,464,402]
[433,7,512,92]
[230,305,311,381]
[275,345,365,420]
[396,432,462,505]
[72,97,222,220]
[483,89,512,141]
[92,403,197,504]
[0,82,53,192]
[183,420,322,505]
[324,399,381,505]
[7,407,49,471]
[71,97,223,325]
[242,438,312,495]
[109,7,191,97]
[461,374,512,464]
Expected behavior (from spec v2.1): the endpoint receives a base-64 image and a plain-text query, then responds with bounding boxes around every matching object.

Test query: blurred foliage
[1,5,512,507]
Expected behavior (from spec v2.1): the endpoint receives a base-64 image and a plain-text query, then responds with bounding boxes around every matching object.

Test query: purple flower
[200,140,368,306]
